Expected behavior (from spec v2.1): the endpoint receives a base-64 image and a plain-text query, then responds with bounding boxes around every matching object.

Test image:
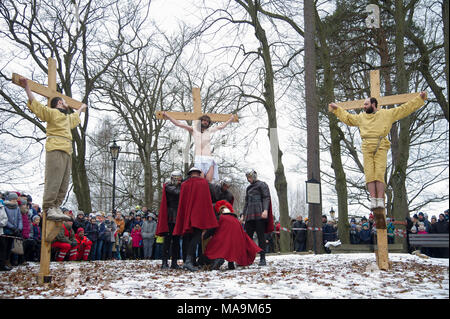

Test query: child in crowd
[131,224,143,260]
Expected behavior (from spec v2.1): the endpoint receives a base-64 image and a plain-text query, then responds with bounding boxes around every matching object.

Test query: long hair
[198,115,211,128]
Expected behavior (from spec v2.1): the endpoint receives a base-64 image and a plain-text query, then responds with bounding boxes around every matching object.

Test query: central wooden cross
[332,69,423,271]
[155,87,238,123]
[12,57,83,284]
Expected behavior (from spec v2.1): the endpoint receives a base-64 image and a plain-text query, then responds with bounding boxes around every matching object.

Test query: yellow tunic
[27,99,81,155]
[332,95,425,184]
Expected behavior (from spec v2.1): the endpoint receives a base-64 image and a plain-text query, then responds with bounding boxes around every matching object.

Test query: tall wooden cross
[155,87,238,123]
[12,57,83,284]
[331,69,424,271]
[333,70,422,110]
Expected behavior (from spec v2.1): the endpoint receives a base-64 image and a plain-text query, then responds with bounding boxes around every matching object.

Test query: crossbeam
[155,87,238,123]
[12,58,83,109]
[333,70,421,110]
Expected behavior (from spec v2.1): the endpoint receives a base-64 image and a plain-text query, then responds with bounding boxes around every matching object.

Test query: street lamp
[109,140,121,214]
[330,207,335,220]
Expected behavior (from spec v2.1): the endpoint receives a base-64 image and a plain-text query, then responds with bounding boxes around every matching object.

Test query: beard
[365,106,374,114]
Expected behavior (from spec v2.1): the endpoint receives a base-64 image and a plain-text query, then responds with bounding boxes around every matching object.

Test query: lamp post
[330,207,335,220]
[109,140,121,214]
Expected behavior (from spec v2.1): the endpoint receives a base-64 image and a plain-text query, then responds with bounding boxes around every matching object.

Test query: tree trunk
[241,0,290,252]
[316,8,349,244]
[304,0,323,253]
[391,0,410,251]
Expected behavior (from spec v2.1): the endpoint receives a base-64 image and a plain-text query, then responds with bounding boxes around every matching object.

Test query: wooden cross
[11,57,83,284]
[155,87,238,123]
[333,70,422,110]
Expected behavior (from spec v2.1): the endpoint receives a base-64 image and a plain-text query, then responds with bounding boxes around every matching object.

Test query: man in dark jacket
[430,213,449,258]
[84,214,98,260]
[292,215,307,252]
[242,170,274,266]
[322,215,337,253]
[156,171,182,269]
[209,177,234,207]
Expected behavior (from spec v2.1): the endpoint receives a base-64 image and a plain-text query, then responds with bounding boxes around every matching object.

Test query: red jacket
[131,228,143,247]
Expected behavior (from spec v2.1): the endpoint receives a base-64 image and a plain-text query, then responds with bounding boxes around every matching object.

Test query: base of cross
[37,212,62,284]
[372,207,391,271]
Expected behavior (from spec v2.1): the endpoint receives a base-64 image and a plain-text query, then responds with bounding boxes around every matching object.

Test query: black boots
[171,257,181,269]
[259,252,267,266]
[211,258,225,270]
[161,259,169,269]
[228,261,235,270]
[0,261,12,271]
[183,255,199,271]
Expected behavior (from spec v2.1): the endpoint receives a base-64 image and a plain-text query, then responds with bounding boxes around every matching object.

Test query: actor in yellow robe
[19,78,87,221]
[329,91,427,209]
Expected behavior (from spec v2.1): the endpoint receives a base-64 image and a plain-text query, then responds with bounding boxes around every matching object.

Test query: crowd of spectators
[1,189,448,272]
[0,190,166,271]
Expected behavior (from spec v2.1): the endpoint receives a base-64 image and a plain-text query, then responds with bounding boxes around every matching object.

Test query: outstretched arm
[215,114,237,131]
[19,77,35,103]
[328,102,360,127]
[162,111,193,133]
[76,103,88,115]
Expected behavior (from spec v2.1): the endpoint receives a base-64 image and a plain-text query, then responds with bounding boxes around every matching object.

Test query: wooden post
[373,207,389,270]
[155,88,238,123]
[11,57,84,283]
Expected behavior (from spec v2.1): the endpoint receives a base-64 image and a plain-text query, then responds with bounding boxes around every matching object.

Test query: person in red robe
[173,167,219,271]
[203,200,262,270]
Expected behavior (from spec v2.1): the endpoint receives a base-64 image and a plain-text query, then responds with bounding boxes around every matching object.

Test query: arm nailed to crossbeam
[12,73,85,110]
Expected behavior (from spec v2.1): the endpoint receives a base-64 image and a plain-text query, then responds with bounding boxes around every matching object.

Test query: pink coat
[131,228,143,247]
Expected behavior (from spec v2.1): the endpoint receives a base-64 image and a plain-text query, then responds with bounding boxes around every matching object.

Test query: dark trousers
[185,228,202,259]
[162,223,180,261]
[245,219,267,252]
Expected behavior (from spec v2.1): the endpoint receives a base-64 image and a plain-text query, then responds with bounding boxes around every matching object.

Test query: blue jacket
[359,229,371,243]
[3,203,23,234]
[85,222,99,242]
[97,222,107,241]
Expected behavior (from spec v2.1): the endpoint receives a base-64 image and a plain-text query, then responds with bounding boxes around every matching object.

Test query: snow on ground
[0,253,448,299]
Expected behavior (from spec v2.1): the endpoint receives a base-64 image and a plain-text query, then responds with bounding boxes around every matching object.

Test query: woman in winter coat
[141,214,157,259]
[103,214,117,260]
[3,193,23,266]
[131,224,143,259]
[0,202,11,271]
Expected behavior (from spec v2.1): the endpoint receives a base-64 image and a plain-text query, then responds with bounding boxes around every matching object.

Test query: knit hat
[77,227,84,235]
[6,192,18,201]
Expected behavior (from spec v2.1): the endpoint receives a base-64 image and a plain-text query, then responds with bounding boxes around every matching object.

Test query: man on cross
[329,91,427,210]
[19,78,87,221]
[162,112,237,182]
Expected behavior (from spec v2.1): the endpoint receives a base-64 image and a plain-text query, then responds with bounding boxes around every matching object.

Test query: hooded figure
[203,200,262,270]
